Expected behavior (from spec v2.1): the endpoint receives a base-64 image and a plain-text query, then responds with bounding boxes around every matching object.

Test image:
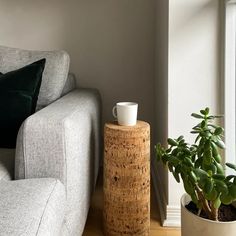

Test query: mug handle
[112,106,117,119]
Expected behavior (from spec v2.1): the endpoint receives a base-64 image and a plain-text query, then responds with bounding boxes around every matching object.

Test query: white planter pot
[181,194,236,236]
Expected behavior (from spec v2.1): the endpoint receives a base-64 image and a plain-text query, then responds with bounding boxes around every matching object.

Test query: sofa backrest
[0,45,70,109]
[61,73,76,98]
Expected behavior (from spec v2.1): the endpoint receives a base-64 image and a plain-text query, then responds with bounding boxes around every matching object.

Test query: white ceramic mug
[112,102,138,126]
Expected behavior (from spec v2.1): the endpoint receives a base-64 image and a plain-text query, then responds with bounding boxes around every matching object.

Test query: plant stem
[197,208,201,216]
[195,185,212,219]
[211,206,219,221]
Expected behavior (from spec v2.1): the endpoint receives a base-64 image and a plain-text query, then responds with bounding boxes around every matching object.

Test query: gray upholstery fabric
[60,223,70,236]
[15,89,101,235]
[0,72,75,181]
[0,178,65,236]
[61,73,76,97]
[0,45,70,109]
[0,148,15,180]
[0,45,101,235]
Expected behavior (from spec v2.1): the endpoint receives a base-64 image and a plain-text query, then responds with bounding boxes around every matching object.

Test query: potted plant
[155,107,236,236]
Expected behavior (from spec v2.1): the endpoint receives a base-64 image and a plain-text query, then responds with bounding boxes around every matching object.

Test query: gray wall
[0,0,156,126]
[152,0,169,224]
[0,0,222,226]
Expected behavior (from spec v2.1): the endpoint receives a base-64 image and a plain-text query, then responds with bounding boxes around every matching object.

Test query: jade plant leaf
[155,107,236,221]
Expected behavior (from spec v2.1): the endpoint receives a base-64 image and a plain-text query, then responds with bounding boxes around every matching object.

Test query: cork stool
[103,121,150,236]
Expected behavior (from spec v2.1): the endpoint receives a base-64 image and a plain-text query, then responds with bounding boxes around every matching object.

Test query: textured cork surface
[103,120,150,236]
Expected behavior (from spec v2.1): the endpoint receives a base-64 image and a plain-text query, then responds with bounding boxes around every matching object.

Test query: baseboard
[163,205,181,227]
[151,161,181,228]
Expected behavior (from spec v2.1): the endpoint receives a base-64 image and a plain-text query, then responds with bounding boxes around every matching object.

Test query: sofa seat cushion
[0,178,65,236]
[0,148,15,181]
[0,45,70,109]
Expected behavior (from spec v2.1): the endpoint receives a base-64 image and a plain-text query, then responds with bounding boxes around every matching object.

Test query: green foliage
[155,107,236,221]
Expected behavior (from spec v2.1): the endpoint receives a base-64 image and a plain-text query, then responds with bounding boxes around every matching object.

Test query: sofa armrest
[15,88,101,183]
[15,88,101,234]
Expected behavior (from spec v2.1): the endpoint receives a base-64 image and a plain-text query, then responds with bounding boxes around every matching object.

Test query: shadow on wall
[0,0,156,125]
[170,0,219,35]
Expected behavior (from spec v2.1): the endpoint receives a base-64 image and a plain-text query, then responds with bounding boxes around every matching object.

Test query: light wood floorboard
[83,173,180,236]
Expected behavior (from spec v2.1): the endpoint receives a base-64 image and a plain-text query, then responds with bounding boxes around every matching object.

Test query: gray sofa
[0,46,101,235]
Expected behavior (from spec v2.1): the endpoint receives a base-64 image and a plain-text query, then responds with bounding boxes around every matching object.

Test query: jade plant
[155,107,236,221]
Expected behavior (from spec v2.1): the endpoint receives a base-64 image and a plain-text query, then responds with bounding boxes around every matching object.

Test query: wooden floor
[83,173,180,236]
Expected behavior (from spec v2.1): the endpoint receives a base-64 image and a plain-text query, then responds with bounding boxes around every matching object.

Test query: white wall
[153,0,221,226]
[0,0,156,125]
[168,0,220,206]
[155,0,221,227]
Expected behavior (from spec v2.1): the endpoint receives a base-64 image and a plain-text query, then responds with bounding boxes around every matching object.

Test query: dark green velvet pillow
[0,59,46,148]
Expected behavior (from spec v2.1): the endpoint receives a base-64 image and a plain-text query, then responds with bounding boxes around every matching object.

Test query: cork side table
[103,120,150,236]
